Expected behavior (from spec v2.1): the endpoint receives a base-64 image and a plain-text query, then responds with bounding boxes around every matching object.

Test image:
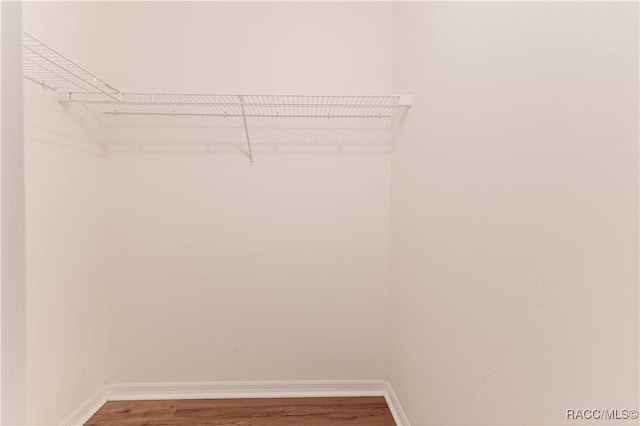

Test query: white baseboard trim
[61,388,107,426]
[61,380,409,426]
[105,379,388,400]
[383,382,410,426]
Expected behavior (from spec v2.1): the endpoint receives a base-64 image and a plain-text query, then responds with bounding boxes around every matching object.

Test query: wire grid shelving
[23,33,119,100]
[23,32,411,162]
[70,93,402,119]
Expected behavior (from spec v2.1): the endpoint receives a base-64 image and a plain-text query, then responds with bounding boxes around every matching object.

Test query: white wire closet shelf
[23,32,412,162]
[23,33,119,99]
[69,93,404,118]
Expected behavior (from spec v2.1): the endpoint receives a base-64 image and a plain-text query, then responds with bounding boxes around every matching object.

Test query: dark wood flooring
[84,397,396,425]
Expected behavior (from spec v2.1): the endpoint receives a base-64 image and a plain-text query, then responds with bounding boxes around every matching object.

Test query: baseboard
[61,380,410,426]
[105,379,387,400]
[384,382,410,426]
[60,388,107,426]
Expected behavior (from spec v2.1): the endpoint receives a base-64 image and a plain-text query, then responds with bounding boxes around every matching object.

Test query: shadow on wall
[100,113,395,157]
[24,82,106,156]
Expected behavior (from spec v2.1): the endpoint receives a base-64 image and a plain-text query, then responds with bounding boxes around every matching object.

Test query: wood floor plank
[84,397,396,426]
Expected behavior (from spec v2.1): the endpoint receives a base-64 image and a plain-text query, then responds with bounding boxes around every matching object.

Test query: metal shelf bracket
[238,95,254,165]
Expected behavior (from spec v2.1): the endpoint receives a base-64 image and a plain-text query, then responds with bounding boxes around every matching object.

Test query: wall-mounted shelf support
[398,94,412,107]
[238,95,254,164]
[54,88,71,102]
[22,32,412,163]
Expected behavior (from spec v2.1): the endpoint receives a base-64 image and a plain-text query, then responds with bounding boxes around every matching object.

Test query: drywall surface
[25,1,393,384]
[23,2,392,96]
[390,2,639,425]
[103,2,392,383]
[107,153,390,382]
[24,81,108,425]
[1,2,27,424]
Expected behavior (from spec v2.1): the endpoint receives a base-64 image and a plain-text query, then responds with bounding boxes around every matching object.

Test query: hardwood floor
[84,397,396,426]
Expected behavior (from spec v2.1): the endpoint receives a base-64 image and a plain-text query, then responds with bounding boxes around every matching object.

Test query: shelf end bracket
[398,94,412,107]
[54,88,71,103]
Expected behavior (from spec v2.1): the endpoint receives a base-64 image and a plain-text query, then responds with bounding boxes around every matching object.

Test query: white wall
[107,154,390,382]
[24,2,392,96]
[25,1,393,389]
[102,1,392,384]
[22,34,108,426]
[390,2,639,425]
[1,2,27,424]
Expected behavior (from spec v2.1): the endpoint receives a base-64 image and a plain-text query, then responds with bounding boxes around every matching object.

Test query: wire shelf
[68,93,400,118]
[23,33,407,119]
[22,32,411,162]
[23,33,120,100]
